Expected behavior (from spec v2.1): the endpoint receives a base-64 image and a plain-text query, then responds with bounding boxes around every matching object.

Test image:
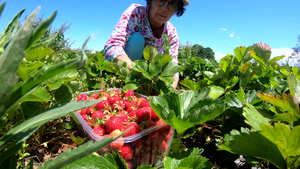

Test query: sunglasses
[154,0,179,12]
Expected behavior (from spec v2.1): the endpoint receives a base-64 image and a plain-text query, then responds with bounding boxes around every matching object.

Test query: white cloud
[229,34,234,38]
[214,51,227,62]
[271,48,294,64]
[220,28,227,31]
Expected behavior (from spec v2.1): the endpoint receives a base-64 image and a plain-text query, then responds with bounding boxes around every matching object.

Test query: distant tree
[288,35,300,67]
[191,44,215,60]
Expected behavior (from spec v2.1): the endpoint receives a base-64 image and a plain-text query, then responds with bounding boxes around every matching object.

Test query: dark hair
[146,0,186,17]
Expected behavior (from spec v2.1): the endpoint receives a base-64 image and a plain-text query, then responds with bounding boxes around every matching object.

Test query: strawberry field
[1,3,300,169]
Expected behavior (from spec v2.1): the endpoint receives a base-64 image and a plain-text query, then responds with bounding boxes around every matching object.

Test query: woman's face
[148,0,177,27]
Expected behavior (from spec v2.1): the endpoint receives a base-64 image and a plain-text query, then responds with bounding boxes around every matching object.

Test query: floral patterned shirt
[104,3,179,79]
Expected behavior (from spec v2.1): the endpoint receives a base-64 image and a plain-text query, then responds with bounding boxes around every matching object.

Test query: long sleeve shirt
[104,3,179,79]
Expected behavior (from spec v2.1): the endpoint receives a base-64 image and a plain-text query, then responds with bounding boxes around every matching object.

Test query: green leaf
[234,46,250,63]
[268,55,285,65]
[25,47,54,61]
[239,70,257,89]
[26,10,57,51]
[260,123,300,158]
[257,93,299,115]
[61,154,118,169]
[0,3,5,18]
[218,128,286,169]
[17,61,44,81]
[0,126,38,165]
[161,62,180,77]
[0,7,25,48]
[209,85,224,99]
[180,79,195,91]
[287,74,298,99]
[143,46,158,61]
[133,61,148,73]
[149,89,226,134]
[0,7,39,114]
[164,148,212,169]
[40,138,125,169]
[3,46,88,117]
[149,61,162,77]
[17,86,51,103]
[55,85,72,104]
[0,100,99,152]
[70,134,87,146]
[243,103,271,131]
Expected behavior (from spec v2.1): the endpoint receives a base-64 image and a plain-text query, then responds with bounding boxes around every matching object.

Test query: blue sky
[1,0,299,62]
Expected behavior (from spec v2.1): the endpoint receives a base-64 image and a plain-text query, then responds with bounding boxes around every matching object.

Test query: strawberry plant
[219,91,300,169]
[0,3,125,168]
[109,45,181,96]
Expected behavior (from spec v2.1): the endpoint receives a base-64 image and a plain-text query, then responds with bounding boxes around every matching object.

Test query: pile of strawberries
[77,89,172,168]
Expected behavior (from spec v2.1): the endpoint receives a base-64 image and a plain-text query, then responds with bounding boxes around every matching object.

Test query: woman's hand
[114,54,133,69]
[171,77,179,89]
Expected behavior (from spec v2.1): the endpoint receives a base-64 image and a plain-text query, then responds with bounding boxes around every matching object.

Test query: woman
[104,0,189,89]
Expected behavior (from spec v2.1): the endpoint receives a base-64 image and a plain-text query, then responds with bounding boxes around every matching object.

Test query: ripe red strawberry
[156,119,171,136]
[93,125,106,136]
[88,96,96,101]
[80,108,87,114]
[157,140,168,152]
[125,95,137,105]
[119,144,133,160]
[86,106,94,115]
[109,129,124,149]
[125,160,132,169]
[118,112,129,123]
[120,99,131,110]
[91,93,99,99]
[99,91,109,97]
[137,99,150,109]
[124,122,141,137]
[165,129,173,140]
[151,131,164,147]
[150,108,159,121]
[149,120,156,127]
[91,110,105,120]
[136,97,147,108]
[77,94,87,101]
[136,107,151,123]
[128,110,137,121]
[96,100,110,111]
[108,95,120,105]
[112,101,125,112]
[81,114,87,121]
[86,120,93,128]
[109,89,121,97]
[105,116,125,133]
[123,89,134,97]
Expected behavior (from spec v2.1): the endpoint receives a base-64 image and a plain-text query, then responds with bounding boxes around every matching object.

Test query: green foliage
[149,89,227,153]
[61,152,128,169]
[164,148,212,169]
[0,3,124,169]
[110,46,181,96]
[149,89,226,135]
[219,123,300,169]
